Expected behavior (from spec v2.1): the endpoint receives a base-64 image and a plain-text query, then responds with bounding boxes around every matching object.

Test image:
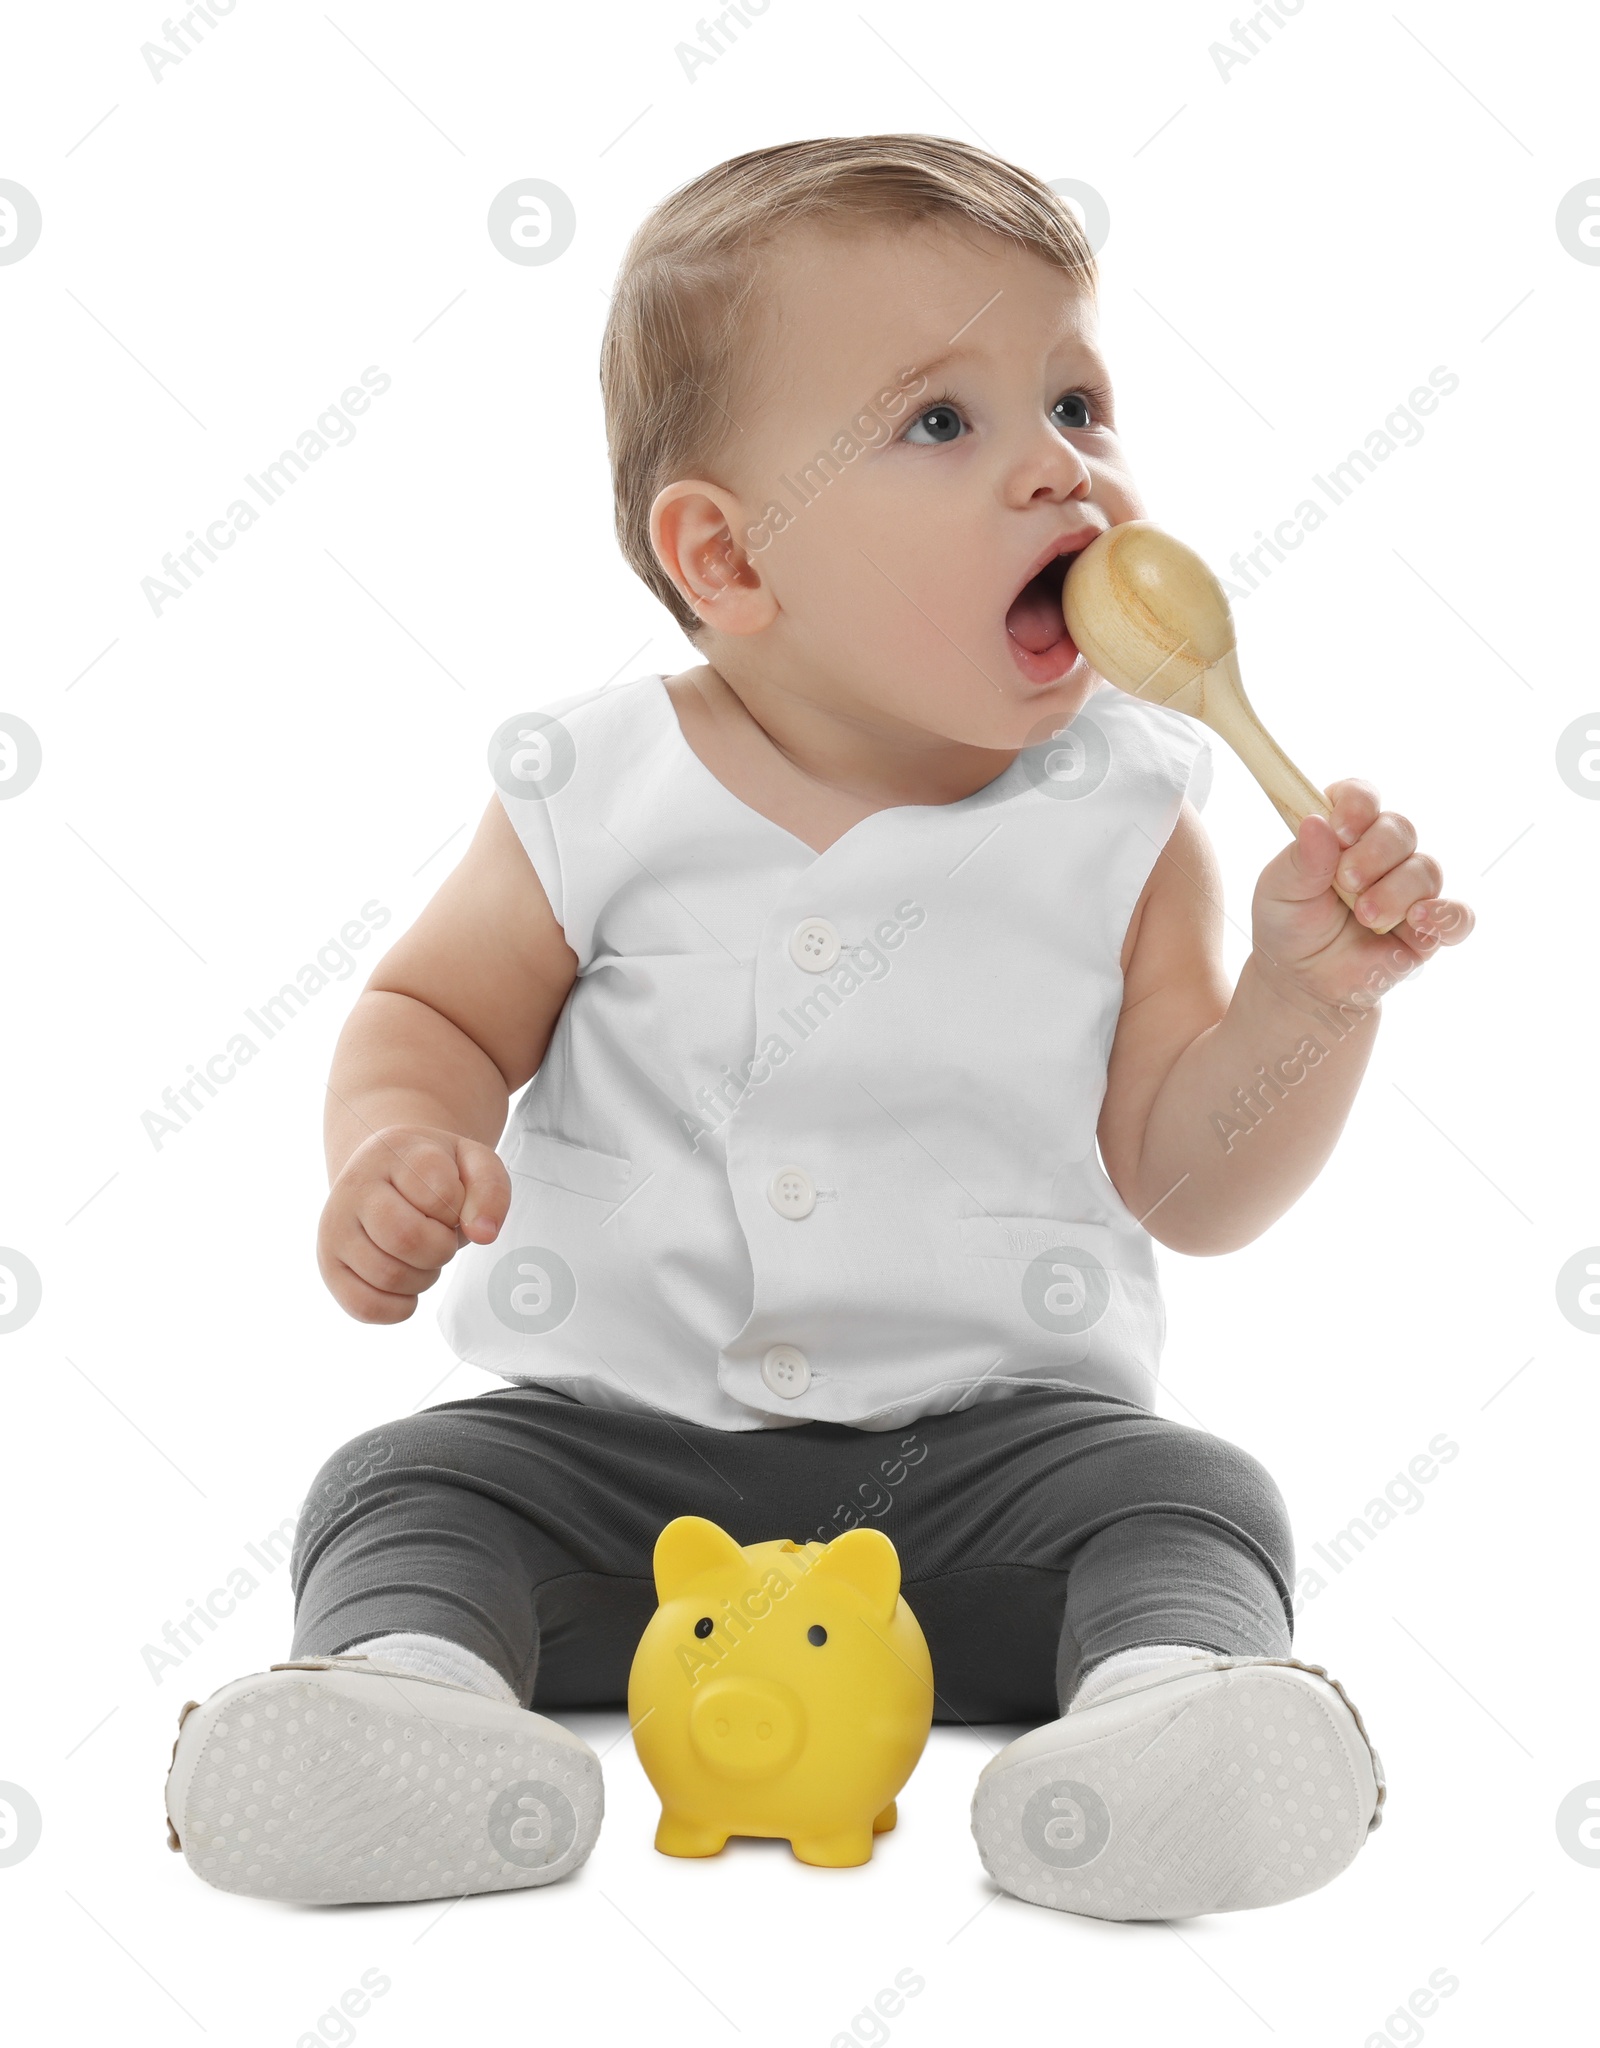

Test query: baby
[163,134,1471,1919]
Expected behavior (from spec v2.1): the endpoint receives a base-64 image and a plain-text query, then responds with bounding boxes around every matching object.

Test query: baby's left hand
[1251,778,1474,1006]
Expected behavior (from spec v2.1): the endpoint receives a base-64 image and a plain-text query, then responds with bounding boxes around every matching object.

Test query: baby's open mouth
[1005,552,1073,657]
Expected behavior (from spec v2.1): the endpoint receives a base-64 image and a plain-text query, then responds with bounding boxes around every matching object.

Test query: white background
[2,0,1596,2041]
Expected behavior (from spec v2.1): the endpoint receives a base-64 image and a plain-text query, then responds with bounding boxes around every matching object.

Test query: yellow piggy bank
[627,1515,934,1866]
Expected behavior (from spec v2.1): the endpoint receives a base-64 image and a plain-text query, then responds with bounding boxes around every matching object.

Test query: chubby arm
[1097,798,1380,1255]
[317,794,579,1320]
[325,794,577,1176]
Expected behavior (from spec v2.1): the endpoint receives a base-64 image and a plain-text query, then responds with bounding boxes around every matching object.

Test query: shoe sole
[166,1662,603,1904]
[970,1661,1377,1920]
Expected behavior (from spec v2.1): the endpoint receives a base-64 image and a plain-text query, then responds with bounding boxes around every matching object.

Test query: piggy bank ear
[653,1515,745,1600]
[809,1526,900,1624]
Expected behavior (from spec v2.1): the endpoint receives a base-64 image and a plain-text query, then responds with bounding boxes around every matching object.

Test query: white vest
[437,671,1212,1433]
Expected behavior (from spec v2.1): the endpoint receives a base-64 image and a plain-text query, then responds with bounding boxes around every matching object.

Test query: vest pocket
[512,1130,633,1202]
[958,1215,1121,1265]
[959,1215,1123,1348]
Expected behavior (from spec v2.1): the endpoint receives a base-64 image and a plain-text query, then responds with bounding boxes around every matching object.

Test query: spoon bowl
[1062,520,1395,932]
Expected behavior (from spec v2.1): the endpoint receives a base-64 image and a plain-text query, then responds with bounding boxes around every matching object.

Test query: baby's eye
[902,400,965,447]
[901,389,1105,448]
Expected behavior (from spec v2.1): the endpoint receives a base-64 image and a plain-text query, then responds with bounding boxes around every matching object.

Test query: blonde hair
[598,134,1098,640]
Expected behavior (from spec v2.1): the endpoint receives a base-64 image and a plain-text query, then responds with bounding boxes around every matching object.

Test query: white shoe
[164,1652,603,1904]
[970,1654,1385,1921]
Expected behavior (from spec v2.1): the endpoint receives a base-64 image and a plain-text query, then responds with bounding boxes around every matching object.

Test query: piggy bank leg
[654,1810,727,1857]
[872,1801,897,1834]
[791,1823,875,1867]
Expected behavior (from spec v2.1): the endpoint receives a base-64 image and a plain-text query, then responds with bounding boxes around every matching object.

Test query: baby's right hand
[317,1125,511,1324]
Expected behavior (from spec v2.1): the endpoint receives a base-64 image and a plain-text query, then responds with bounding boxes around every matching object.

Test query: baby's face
[695,218,1145,751]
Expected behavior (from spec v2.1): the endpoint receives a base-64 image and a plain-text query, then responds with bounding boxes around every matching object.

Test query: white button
[767,1165,816,1219]
[761,1343,811,1397]
[789,917,840,972]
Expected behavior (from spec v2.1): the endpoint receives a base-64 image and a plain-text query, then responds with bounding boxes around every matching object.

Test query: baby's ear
[653,1515,745,1600]
[808,1527,901,1624]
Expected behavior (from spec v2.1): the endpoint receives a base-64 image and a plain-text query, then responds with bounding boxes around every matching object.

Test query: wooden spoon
[1062,519,1397,932]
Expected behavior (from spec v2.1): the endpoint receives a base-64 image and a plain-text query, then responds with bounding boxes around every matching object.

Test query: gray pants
[289,1383,1294,1723]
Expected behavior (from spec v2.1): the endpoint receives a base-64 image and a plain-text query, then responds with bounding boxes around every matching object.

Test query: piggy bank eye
[807,1625,828,1646]
[693,1616,714,1639]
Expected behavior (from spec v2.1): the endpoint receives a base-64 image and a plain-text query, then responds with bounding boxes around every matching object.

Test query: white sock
[345,1630,520,1707]
[1069,1642,1217,1714]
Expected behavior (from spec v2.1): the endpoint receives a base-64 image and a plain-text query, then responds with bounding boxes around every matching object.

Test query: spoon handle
[1198,650,1400,936]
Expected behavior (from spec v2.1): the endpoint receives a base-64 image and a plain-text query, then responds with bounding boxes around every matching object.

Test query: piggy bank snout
[687,1677,804,1779]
